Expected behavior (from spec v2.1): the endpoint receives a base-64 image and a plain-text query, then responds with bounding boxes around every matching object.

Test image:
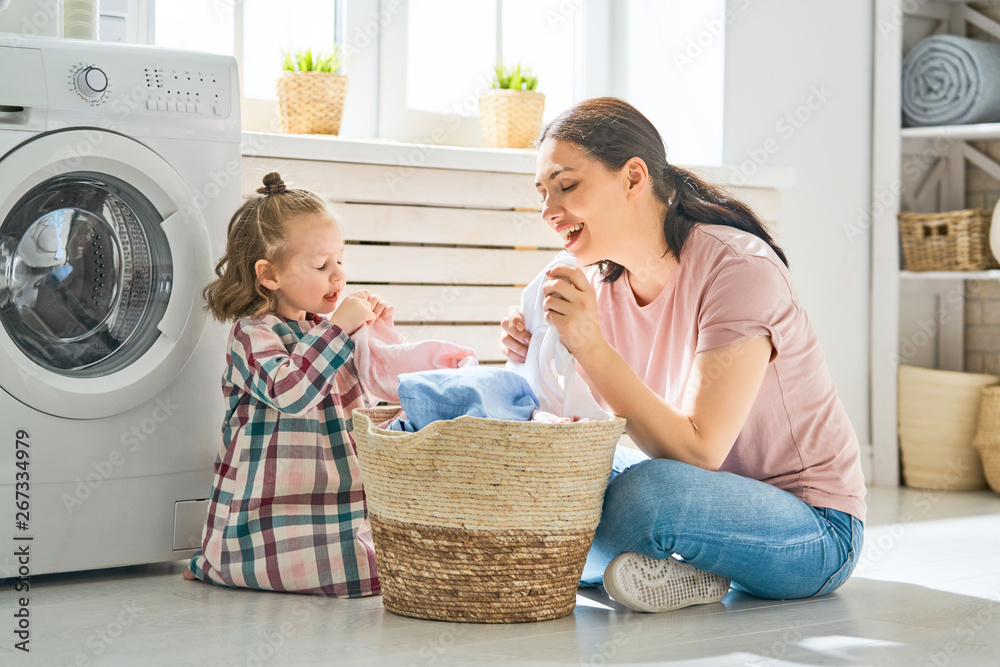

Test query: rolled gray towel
[902,34,1000,127]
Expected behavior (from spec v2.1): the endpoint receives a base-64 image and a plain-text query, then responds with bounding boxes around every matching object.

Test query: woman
[501,97,865,613]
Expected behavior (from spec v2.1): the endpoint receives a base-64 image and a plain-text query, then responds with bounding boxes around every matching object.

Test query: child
[184,172,393,597]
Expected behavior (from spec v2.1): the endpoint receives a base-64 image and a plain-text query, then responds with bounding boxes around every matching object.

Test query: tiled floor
[2,485,1000,666]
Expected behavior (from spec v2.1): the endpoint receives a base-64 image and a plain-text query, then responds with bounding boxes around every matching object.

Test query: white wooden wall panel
[349,284,523,323]
[243,157,541,210]
[336,203,559,249]
[345,246,555,286]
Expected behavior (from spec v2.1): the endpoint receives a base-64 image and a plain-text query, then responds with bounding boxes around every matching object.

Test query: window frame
[376,0,612,146]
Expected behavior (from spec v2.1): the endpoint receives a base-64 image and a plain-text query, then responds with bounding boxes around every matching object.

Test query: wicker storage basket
[275,71,348,135]
[478,89,545,149]
[898,365,995,490]
[898,209,999,272]
[352,407,625,623]
[973,385,1000,494]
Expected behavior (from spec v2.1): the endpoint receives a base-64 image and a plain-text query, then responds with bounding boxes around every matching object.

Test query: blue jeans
[581,447,864,599]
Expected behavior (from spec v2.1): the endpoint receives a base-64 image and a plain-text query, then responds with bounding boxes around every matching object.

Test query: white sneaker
[603,552,730,612]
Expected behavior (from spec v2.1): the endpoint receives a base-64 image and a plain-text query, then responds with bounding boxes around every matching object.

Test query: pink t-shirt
[588,224,866,522]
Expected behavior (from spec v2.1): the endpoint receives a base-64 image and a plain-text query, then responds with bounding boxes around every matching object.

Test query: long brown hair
[538,97,787,282]
[203,172,335,322]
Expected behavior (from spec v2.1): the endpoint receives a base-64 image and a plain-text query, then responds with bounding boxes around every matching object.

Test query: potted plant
[478,62,545,149]
[275,46,348,135]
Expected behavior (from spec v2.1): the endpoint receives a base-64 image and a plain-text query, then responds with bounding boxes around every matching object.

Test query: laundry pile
[362,251,610,432]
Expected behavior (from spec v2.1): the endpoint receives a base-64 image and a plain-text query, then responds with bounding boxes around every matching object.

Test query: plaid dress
[188,314,380,597]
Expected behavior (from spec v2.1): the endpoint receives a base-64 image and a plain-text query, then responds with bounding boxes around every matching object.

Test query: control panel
[0,35,240,140]
[141,65,228,117]
[63,57,231,118]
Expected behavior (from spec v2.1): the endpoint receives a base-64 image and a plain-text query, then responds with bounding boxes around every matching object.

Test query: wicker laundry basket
[478,89,545,149]
[352,407,625,623]
[897,365,995,490]
[275,71,348,135]
[898,209,999,272]
[973,385,1000,495]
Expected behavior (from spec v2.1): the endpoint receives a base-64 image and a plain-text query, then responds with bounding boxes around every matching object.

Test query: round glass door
[0,172,172,377]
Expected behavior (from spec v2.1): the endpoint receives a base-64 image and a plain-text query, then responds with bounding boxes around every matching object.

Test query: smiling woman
[504,96,866,614]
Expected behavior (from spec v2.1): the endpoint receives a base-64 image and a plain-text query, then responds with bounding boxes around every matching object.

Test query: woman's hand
[500,306,530,363]
[542,264,607,360]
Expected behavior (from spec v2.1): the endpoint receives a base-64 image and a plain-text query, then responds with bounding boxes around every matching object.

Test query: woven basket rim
[353,407,625,432]
[479,88,545,100]
[897,208,991,219]
[898,364,998,383]
[278,70,347,78]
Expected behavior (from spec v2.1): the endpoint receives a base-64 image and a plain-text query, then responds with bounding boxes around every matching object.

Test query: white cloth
[507,251,610,421]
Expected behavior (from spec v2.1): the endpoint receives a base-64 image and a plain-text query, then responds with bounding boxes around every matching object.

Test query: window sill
[241,131,796,188]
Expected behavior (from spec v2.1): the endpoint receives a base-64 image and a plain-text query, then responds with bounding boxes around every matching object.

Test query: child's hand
[352,290,395,323]
[328,294,375,335]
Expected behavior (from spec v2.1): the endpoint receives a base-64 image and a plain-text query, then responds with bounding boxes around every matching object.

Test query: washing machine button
[146,99,156,111]
[166,101,177,112]
[156,100,166,111]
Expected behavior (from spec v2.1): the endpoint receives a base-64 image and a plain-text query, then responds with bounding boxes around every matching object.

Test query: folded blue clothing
[396,367,540,430]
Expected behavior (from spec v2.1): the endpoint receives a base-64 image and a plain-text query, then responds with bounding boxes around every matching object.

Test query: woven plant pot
[898,209,999,272]
[275,71,348,135]
[478,89,545,149]
[898,365,995,490]
[973,385,1000,495]
[352,407,625,623]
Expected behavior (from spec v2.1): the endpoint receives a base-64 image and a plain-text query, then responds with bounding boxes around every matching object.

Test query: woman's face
[535,139,629,267]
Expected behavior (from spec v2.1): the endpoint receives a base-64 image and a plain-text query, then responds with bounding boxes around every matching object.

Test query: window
[154,0,340,132]
[154,0,233,56]
[379,0,591,146]
[241,1,339,100]
[404,0,574,122]
[150,0,724,163]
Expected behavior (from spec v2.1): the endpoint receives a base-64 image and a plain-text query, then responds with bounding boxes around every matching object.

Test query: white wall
[0,0,60,36]
[723,0,874,447]
[609,0,726,167]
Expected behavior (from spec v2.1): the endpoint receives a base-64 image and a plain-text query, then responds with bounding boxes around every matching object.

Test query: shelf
[900,269,1000,280]
[901,122,1000,142]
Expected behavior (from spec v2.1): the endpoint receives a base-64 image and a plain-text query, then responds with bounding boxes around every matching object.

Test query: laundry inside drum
[0,173,172,377]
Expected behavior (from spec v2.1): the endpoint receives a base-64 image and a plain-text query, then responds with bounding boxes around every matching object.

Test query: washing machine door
[0,130,212,419]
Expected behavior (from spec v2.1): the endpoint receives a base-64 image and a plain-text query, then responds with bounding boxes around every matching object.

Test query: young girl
[184,172,392,597]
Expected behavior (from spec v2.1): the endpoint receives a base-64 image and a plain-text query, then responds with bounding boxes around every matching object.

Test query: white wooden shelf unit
[872,0,1000,486]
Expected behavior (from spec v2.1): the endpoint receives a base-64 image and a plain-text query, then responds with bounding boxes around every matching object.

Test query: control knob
[75,66,108,99]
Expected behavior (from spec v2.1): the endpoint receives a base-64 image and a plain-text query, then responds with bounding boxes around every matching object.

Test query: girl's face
[535,139,630,267]
[261,212,347,320]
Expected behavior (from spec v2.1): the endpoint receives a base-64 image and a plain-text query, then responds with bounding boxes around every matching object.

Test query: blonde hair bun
[257,172,286,195]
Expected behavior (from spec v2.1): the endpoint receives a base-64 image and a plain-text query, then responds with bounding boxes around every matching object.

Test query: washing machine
[0,35,240,575]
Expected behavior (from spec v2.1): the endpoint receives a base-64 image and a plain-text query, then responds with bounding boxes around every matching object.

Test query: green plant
[281,46,345,73]
[490,62,539,91]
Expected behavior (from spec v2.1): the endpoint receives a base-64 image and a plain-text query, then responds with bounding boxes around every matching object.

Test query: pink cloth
[588,224,867,522]
[530,410,588,424]
[350,318,477,403]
